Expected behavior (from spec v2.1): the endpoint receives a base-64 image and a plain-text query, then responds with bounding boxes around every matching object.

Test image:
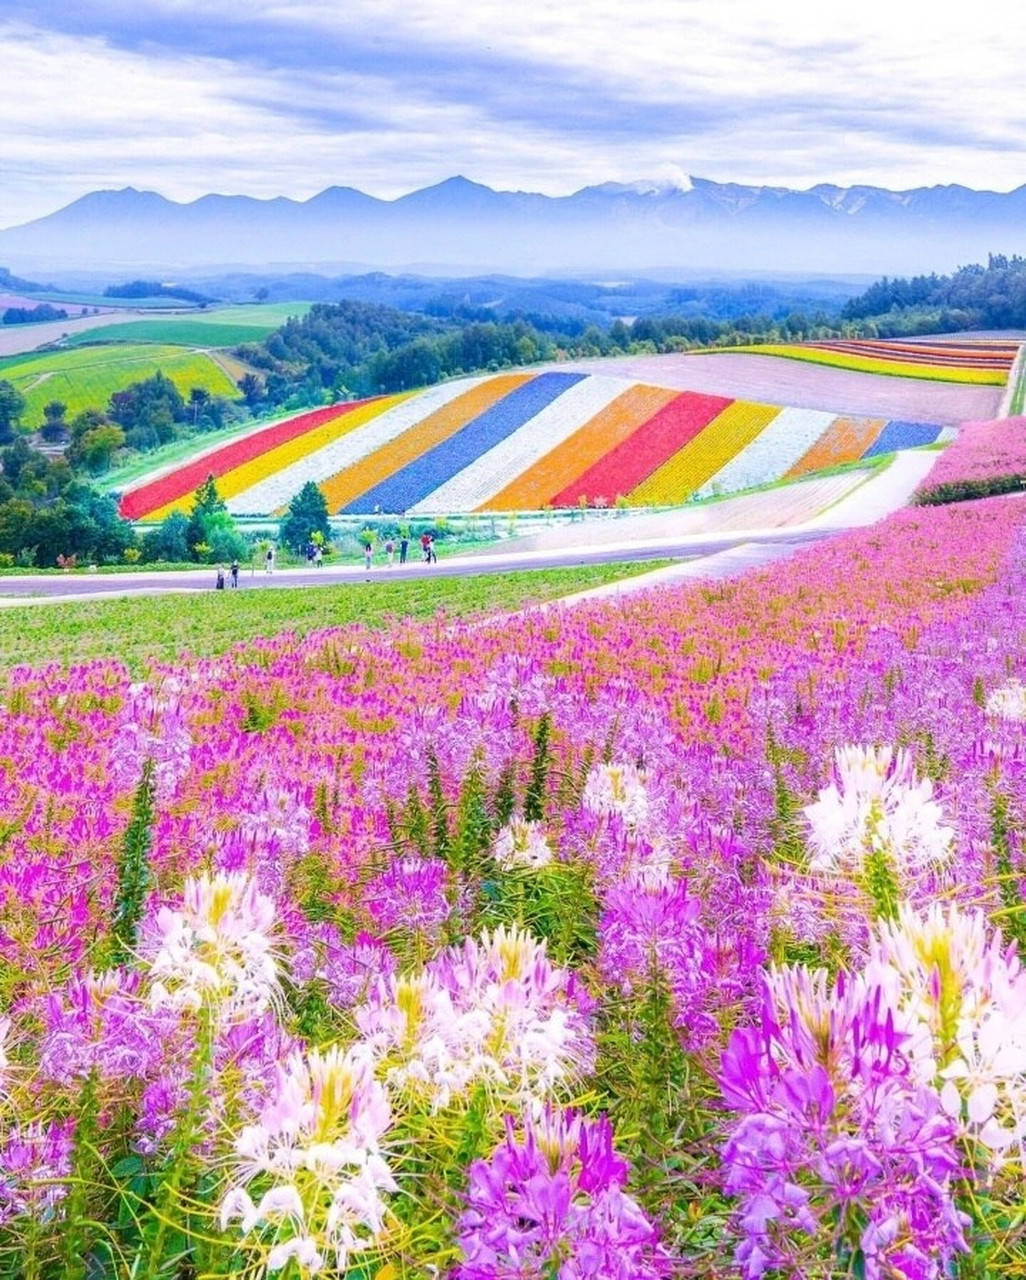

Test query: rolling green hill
[0,343,240,425]
[63,302,312,349]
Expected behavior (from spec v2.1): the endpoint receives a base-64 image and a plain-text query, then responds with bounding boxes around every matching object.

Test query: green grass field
[0,561,665,673]
[20,291,202,309]
[0,343,240,424]
[62,303,313,350]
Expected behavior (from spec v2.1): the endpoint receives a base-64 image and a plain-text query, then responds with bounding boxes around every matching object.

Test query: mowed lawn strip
[0,562,670,674]
[482,384,680,511]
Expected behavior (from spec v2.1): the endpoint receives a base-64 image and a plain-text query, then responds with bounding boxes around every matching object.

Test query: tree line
[841,254,1026,333]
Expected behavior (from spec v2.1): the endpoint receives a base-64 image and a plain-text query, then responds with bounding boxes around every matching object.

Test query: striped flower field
[726,337,1017,384]
[117,371,952,519]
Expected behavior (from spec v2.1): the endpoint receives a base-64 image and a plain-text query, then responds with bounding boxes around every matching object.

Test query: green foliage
[0,379,25,444]
[843,254,1026,331]
[185,474,247,563]
[990,787,1026,959]
[523,712,552,822]
[0,440,137,566]
[914,474,1026,506]
[279,480,331,552]
[106,760,156,968]
[140,511,191,563]
[765,727,807,864]
[0,560,666,671]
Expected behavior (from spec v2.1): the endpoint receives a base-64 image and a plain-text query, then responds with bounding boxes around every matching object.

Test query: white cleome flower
[804,744,953,875]
[581,760,650,828]
[492,818,554,870]
[868,902,1026,1168]
[986,679,1026,721]
[146,871,281,1018]
[223,1044,396,1277]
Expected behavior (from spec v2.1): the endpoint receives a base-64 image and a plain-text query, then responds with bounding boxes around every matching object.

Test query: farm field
[0,309,148,357]
[548,351,1005,422]
[116,369,952,519]
[63,302,313,348]
[726,337,1017,382]
[0,341,239,423]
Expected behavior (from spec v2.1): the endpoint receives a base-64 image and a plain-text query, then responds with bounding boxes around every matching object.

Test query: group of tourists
[214,560,240,590]
[214,531,440,588]
[362,532,436,569]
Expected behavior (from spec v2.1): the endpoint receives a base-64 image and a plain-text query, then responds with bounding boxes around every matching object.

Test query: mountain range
[2,176,1025,277]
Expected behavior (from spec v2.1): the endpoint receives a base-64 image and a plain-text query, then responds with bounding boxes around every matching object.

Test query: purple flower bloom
[456,1107,672,1279]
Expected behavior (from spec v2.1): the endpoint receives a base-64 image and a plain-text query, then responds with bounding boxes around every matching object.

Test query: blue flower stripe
[341,372,587,513]
[861,420,942,459]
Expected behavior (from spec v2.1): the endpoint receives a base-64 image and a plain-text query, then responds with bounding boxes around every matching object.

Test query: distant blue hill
[2,174,1025,277]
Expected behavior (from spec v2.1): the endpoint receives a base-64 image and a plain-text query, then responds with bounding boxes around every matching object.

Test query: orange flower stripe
[145,397,408,521]
[628,400,780,506]
[319,374,532,513]
[785,416,886,478]
[480,384,679,511]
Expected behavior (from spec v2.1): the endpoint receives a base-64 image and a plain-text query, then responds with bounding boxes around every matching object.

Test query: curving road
[0,451,938,608]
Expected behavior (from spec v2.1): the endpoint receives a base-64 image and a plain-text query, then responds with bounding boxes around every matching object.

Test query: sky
[2,0,1026,229]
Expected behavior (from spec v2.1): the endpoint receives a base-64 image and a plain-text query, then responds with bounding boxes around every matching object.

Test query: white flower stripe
[407,375,631,514]
[225,378,487,514]
[695,407,835,498]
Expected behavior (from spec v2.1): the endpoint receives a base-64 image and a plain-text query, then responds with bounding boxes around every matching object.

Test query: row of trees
[0,370,239,464]
[0,438,135,567]
[841,254,1026,331]
[0,451,331,570]
[230,301,838,410]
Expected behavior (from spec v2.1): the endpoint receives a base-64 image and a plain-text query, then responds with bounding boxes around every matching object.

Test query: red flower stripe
[119,401,374,519]
[549,390,732,507]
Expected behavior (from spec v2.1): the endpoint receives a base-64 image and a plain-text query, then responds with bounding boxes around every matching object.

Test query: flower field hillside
[117,370,951,518]
[9,402,1026,1273]
[726,336,1019,383]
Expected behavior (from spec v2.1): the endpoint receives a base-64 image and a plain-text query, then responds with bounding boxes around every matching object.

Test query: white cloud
[2,2,1026,227]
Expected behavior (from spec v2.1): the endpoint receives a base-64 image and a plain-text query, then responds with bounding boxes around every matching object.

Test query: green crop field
[0,561,663,673]
[0,343,240,425]
[20,291,197,309]
[65,320,276,347]
[62,303,312,349]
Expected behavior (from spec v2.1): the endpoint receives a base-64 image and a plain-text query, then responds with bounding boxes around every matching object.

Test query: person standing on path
[314,546,323,568]
[215,565,226,590]
[229,559,239,588]
[364,540,373,571]
[399,534,408,564]
[265,546,275,574]
[385,538,395,566]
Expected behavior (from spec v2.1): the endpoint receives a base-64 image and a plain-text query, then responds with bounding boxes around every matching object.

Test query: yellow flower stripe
[629,400,780,506]
[725,344,1006,385]
[319,374,532,513]
[146,397,409,521]
[784,416,885,478]
[479,384,679,511]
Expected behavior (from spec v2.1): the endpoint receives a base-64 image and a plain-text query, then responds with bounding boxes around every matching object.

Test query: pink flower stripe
[118,402,375,519]
[917,415,1026,489]
[550,389,731,507]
